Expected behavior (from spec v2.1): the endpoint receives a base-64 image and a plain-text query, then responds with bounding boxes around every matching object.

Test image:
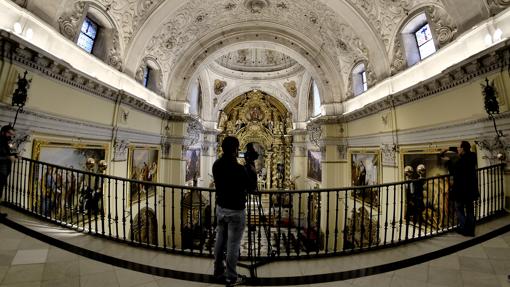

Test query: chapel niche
[217,90,292,189]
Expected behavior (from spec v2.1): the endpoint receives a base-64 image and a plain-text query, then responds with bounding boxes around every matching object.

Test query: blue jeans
[456,201,475,235]
[213,206,245,282]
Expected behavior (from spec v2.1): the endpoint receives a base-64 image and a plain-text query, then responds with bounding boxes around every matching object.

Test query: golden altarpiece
[217,90,292,189]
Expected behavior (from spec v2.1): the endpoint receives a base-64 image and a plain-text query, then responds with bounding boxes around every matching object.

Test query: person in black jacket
[0,125,16,217]
[212,136,255,286]
[452,141,479,236]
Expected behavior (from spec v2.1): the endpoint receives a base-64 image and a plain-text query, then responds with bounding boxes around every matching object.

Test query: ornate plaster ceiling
[215,48,298,73]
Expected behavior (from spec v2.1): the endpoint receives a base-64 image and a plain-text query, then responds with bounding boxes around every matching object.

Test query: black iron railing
[2,157,506,264]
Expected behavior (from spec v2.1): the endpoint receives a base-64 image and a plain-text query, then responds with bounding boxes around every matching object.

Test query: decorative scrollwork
[307,124,322,148]
[113,138,129,161]
[427,6,457,48]
[58,1,86,40]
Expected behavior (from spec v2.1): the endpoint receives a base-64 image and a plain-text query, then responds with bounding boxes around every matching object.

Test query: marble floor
[0,207,509,286]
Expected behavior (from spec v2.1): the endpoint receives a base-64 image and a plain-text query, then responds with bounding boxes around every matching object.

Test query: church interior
[0,0,510,286]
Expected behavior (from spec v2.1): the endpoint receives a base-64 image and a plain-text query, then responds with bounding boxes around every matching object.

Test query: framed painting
[350,150,380,207]
[185,148,201,182]
[128,146,159,203]
[401,147,457,229]
[32,140,107,171]
[307,150,321,182]
[31,140,108,218]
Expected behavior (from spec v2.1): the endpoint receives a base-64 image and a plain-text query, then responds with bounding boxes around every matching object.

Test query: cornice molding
[0,31,188,122]
[343,40,510,122]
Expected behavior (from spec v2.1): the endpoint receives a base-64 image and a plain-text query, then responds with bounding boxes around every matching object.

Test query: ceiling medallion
[244,0,270,13]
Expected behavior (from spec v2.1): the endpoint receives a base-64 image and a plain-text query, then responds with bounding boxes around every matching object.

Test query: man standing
[212,136,254,286]
[0,125,16,217]
[452,141,479,236]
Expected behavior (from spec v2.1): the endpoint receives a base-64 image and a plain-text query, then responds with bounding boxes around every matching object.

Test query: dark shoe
[213,274,226,284]
[226,275,246,286]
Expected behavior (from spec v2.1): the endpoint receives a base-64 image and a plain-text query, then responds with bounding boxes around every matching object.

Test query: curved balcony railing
[2,157,506,266]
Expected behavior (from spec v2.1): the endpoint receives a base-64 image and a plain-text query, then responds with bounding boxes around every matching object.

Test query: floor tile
[42,260,80,281]
[114,267,156,287]
[460,270,501,287]
[80,270,119,287]
[11,250,48,266]
[428,254,460,270]
[427,266,462,287]
[1,264,45,285]
[459,256,495,273]
[40,276,80,287]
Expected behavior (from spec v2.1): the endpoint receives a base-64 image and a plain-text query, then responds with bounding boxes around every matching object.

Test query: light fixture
[484,34,493,46]
[493,28,503,42]
[481,78,503,138]
[25,28,33,41]
[13,22,22,34]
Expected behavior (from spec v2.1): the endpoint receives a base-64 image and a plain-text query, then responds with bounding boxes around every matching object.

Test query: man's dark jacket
[452,151,479,202]
[213,155,256,210]
[0,136,12,177]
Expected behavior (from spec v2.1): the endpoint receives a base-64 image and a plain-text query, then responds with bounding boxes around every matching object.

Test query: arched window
[401,13,437,67]
[142,66,151,88]
[136,58,162,94]
[77,17,98,53]
[189,79,202,116]
[71,6,122,70]
[308,79,321,118]
[351,63,368,96]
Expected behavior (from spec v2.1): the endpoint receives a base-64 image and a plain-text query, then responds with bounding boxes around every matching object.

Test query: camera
[244,143,259,163]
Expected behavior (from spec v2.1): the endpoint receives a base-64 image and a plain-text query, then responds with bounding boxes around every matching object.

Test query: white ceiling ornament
[58,1,87,40]
[244,0,269,13]
[346,0,442,52]
[96,0,164,46]
[215,48,297,72]
[427,6,458,48]
[486,0,510,15]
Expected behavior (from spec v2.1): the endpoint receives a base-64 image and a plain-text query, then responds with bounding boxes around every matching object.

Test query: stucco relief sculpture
[487,0,510,15]
[427,6,458,48]
[244,0,270,13]
[390,38,406,75]
[113,138,129,161]
[214,79,227,95]
[283,81,297,97]
[58,1,86,40]
[381,143,397,166]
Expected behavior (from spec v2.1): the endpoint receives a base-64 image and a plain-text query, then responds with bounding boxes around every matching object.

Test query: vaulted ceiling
[11,0,510,123]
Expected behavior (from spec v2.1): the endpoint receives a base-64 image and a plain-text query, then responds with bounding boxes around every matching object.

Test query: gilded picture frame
[184,148,201,182]
[349,149,381,207]
[128,146,159,204]
[30,139,108,218]
[307,150,322,182]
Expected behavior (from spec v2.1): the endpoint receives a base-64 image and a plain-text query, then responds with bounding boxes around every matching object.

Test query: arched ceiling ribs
[167,25,343,110]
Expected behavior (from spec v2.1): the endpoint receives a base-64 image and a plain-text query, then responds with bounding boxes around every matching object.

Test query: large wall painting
[128,147,159,203]
[307,150,321,182]
[31,140,107,218]
[185,148,201,182]
[350,150,380,207]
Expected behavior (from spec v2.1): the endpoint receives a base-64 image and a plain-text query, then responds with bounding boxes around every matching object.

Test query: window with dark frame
[361,70,368,92]
[142,66,151,88]
[415,23,436,60]
[77,17,98,53]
